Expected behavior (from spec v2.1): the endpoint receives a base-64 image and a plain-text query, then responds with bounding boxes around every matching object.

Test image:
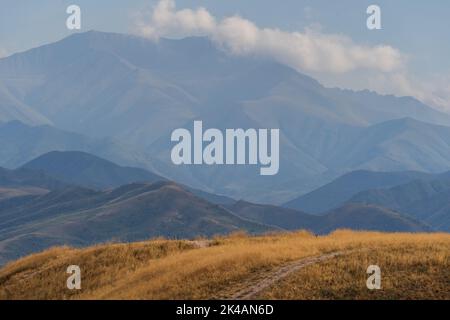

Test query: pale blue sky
[1,0,449,110]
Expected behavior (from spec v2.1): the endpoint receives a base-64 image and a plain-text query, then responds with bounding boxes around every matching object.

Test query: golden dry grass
[0,230,449,300]
[258,234,450,299]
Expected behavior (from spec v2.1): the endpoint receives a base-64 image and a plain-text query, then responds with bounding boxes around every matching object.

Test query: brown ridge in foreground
[0,230,449,300]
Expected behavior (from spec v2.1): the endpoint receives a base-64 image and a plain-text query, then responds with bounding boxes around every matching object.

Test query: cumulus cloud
[134,0,404,74]
[135,0,216,39]
[134,0,450,112]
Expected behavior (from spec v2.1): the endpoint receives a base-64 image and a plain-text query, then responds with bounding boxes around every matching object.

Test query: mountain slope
[0,120,168,175]
[228,200,321,231]
[0,83,51,126]
[318,203,430,234]
[330,118,450,172]
[0,166,67,191]
[285,170,433,213]
[0,166,68,202]
[0,175,433,266]
[22,151,164,189]
[0,181,273,265]
[349,173,450,231]
[20,150,235,204]
[229,200,429,235]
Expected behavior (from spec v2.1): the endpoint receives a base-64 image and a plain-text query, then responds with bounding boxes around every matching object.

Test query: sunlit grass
[0,230,448,300]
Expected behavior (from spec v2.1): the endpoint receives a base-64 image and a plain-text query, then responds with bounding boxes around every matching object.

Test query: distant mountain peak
[21,151,164,190]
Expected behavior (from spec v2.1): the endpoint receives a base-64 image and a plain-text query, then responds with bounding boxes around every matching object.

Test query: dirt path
[226,251,346,300]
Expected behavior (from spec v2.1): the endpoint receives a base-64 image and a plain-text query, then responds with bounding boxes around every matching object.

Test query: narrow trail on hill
[226,251,347,300]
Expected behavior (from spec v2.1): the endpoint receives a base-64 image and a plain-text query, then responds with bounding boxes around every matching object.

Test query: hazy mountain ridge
[2,31,450,202]
[349,173,450,231]
[285,169,436,213]
[230,200,429,235]
[0,120,168,172]
[22,150,164,189]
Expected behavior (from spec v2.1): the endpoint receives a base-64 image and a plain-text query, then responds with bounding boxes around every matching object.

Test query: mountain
[2,31,450,203]
[229,200,429,235]
[0,84,51,126]
[0,180,431,265]
[318,203,431,234]
[228,200,321,231]
[349,173,450,231]
[285,170,434,214]
[0,154,434,266]
[20,150,235,204]
[0,166,67,191]
[327,118,450,173]
[22,151,164,189]
[0,120,169,176]
[0,166,68,202]
[0,181,273,265]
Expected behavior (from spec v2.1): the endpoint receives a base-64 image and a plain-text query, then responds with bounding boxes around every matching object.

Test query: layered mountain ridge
[1,31,450,202]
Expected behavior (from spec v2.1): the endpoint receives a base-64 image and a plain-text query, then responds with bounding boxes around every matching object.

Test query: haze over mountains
[1,31,450,203]
[0,120,167,175]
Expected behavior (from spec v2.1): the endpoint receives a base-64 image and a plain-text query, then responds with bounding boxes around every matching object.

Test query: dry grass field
[0,230,449,300]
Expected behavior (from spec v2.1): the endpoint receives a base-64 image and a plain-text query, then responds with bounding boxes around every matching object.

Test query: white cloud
[134,0,404,74]
[135,0,216,39]
[134,0,450,113]
[0,48,8,58]
[403,74,450,113]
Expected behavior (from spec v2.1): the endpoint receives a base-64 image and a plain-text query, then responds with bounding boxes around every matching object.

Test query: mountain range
[228,200,427,234]
[0,180,273,265]
[0,151,435,265]
[349,173,450,232]
[2,31,450,203]
[285,170,435,213]
[0,31,449,265]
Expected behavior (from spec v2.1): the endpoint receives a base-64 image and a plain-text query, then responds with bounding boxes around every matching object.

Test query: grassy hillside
[0,231,448,300]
